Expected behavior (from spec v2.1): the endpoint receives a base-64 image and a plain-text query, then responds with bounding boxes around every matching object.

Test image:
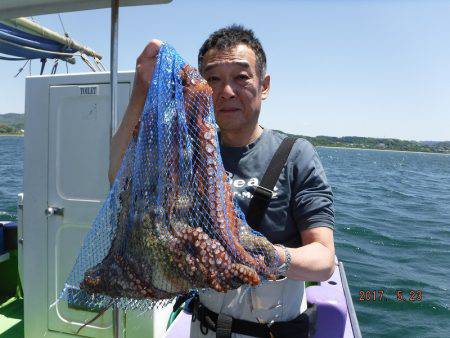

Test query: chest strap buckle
[252,185,274,201]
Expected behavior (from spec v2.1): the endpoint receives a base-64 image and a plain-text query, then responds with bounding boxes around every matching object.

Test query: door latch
[45,206,64,217]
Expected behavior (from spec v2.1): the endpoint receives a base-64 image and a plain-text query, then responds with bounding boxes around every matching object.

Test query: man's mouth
[219,108,240,113]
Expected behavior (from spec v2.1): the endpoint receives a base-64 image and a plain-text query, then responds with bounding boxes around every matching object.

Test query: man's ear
[261,74,270,100]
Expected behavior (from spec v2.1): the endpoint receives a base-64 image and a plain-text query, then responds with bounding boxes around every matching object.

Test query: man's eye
[237,74,250,80]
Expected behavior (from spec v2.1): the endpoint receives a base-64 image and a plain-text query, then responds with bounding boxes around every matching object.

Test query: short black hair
[198,24,267,84]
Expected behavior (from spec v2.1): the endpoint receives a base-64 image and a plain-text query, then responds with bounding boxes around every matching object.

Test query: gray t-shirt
[219,128,334,248]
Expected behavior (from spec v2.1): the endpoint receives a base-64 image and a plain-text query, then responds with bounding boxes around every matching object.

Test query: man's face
[201,44,270,133]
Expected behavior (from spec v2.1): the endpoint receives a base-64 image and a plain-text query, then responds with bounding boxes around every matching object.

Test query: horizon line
[1,112,448,143]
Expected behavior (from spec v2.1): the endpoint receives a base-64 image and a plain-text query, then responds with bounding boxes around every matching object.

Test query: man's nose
[220,82,236,99]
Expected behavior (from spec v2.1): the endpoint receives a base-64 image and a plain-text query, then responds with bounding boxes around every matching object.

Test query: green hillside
[278,131,450,154]
[0,113,24,135]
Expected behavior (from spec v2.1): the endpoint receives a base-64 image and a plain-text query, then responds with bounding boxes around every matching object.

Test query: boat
[0,1,362,337]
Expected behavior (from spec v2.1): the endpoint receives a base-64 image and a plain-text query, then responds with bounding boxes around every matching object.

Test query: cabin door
[46,83,130,337]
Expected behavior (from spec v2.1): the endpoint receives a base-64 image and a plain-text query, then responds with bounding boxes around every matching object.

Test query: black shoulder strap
[246,136,299,228]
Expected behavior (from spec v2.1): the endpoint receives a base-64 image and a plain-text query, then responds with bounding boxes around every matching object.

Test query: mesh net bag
[60,43,281,311]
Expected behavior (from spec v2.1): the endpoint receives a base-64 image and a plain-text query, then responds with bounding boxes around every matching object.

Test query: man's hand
[129,39,162,112]
[108,39,162,185]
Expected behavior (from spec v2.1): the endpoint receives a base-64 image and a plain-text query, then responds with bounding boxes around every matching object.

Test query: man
[109,25,335,338]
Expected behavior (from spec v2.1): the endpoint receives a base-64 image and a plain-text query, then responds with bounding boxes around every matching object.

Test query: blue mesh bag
[60,43,281,311]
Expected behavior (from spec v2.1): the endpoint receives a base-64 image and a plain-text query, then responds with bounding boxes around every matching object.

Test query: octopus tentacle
[170,225,260,292]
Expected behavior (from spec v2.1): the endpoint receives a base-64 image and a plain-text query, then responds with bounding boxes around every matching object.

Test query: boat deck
[0,297,23,338]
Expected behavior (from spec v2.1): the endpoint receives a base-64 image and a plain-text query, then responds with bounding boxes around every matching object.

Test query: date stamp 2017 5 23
[358,289,423,302]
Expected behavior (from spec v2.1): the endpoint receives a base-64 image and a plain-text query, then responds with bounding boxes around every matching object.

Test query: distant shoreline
[317,145,450,155]
[1,133,448,155]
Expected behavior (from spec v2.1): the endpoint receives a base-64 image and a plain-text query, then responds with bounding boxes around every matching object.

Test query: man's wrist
[275,244,292,276]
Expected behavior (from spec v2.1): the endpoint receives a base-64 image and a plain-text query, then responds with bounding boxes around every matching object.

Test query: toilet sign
[79,85,98,95]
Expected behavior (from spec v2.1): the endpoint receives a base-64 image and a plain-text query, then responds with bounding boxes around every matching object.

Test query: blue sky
[1,0,449,141]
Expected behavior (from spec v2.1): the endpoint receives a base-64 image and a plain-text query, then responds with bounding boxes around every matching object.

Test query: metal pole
[111,0,119,137]
[113,307,122,338]
[111,1,121,337]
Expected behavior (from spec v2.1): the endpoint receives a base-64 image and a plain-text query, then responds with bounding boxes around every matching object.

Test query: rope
[57,14,69,38]
[56,13,74,72]
[40,58,47,75]
[51,59,59,74]
[92,58,103,72]
[95,58,107,71]
[14,59,30,77]
[80,53,96,72]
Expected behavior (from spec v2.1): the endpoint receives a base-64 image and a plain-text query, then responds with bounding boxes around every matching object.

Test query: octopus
[79,62,281,301]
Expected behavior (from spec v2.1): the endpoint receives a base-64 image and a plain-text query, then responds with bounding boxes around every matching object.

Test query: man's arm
[275,227,335,281]
[276,139,335,281]
[108,40,162,184]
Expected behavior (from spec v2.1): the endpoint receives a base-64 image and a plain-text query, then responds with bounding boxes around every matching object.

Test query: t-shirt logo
[225,171,279,200]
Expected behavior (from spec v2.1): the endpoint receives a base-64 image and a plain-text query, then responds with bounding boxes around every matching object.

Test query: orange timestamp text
[358,289,423,302]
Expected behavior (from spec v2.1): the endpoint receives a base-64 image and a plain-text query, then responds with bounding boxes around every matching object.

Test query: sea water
[1,136,449,337]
